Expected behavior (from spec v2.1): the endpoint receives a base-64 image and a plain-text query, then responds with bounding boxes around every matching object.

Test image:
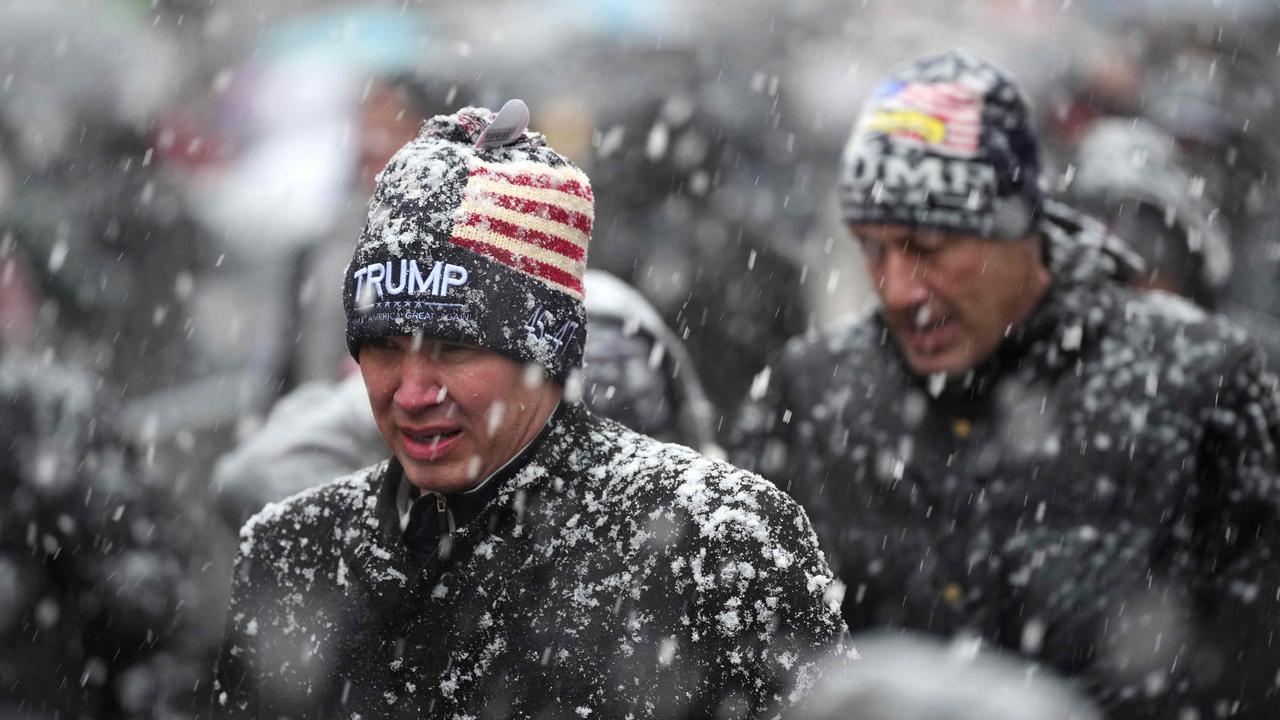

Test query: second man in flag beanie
[837,50,1043,240]
[343,100,593,381]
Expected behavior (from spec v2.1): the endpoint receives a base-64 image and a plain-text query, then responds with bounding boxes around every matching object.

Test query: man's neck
[1008,257,1054,331]
[396,400,564,530]
[463,398,561,496]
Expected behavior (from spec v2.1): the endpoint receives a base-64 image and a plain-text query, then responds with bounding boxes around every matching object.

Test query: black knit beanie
[838,50,1043,240]
[344,100,592,381]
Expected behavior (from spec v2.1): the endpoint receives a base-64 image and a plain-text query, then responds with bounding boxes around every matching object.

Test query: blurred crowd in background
[4,0,1280,716]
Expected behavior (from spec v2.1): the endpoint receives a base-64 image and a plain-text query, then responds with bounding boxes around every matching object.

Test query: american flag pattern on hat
[867,80,982,158]
[450,158,593,300]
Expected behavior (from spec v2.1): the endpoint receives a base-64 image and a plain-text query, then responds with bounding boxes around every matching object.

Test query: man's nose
[393,354,447,412]
[876,247,930,311]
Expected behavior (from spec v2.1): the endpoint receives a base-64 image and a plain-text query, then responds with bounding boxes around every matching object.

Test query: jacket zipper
[435,493,456,534]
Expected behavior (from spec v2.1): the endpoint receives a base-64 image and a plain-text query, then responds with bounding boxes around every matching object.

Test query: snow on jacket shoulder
[213,403,847,720]
[732,209,1280,718]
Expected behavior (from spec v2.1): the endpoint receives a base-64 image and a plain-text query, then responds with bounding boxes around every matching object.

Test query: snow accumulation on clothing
[213,403,848,719]
[732,203,1280,717]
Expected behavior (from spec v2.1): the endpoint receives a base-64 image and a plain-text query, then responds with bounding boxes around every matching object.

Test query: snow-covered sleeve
[212,502,334,720]
[672,470,851,717]
[211,474,378,719]
[211,516,273,719]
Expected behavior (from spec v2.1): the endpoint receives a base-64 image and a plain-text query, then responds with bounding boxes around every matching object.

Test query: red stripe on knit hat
[469,164,593,202]
[454,214,586,261]
[483,192,593,236]
[448,235,585,296]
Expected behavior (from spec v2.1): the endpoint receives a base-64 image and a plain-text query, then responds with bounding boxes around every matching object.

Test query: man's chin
[399,459,474,495]
[902,348,971,378]
[891,324,962,374]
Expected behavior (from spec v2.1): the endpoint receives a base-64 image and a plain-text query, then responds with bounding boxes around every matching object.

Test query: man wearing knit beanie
[733,51,1280,718]
[214,101,848,719]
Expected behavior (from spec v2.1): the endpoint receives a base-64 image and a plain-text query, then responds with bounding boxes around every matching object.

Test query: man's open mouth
[399,426,464,462]
[405,429,462,446]
[911,305,949,332]
[900,306,956,356]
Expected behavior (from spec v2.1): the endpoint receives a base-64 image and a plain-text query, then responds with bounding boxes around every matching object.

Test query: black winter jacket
[733,208,1280,718]
[213,403,846,719]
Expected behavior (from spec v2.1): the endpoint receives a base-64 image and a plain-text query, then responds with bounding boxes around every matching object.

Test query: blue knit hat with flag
[838,50,1043,239]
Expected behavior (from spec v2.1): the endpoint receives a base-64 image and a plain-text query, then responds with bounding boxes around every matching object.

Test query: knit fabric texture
[838,50,1043,240]
[344,105,593,380]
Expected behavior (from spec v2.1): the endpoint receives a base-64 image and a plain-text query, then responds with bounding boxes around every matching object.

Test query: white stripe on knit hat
[467,176,594,217]
[457,200,589,252]
[469,157,593,197]
[451,221,587,277]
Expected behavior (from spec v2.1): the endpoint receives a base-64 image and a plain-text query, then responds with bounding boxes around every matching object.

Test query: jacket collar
[340,402,591,616]
[394,401,565,531]
[338,459,412,620]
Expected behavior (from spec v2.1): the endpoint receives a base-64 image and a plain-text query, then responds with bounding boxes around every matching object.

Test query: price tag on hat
[475,99,531,149]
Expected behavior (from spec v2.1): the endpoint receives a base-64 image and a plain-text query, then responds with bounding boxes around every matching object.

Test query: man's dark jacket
[733,206,1280,718]
[213,403,847,719]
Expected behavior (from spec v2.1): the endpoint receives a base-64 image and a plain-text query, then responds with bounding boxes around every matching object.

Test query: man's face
[851,223,1050,376]
[359,336,562,494]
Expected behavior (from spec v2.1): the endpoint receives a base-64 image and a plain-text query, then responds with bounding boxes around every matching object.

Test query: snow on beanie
[344,100,592,381]
[838,50,1043,239]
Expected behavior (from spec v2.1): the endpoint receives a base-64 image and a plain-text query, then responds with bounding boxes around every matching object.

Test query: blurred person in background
[1141,34,1280,362]
[0,11,222,714]
[287,71,465,387]
[213,104,845,718]
[1069,117,1280,372]
[158,7,464,437]
[0,0,211,398]
[1137,28,1278,241]
[734,50,1280,717]
[1050,14,1280,354]
[211,268,721,534]
[0,352,211,718]
[1069,117,1230,309]
[571,44,815,428]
